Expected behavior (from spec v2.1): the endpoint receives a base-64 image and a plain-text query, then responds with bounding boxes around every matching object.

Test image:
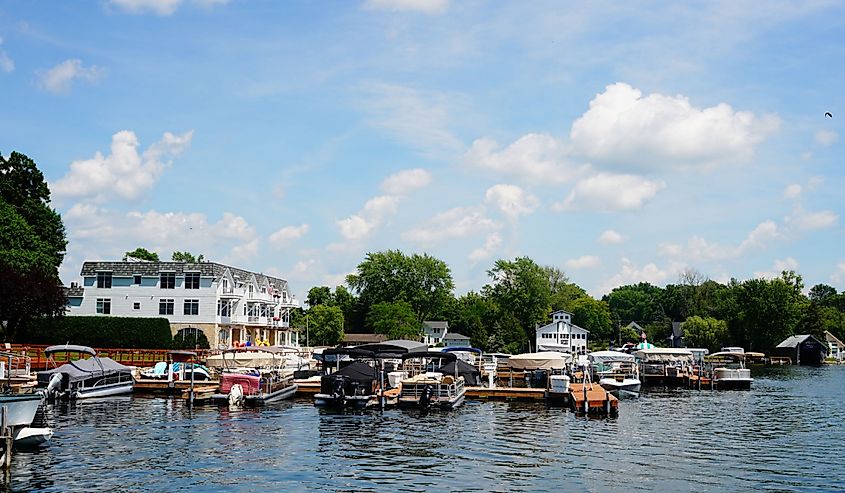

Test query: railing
[8,344,213,369]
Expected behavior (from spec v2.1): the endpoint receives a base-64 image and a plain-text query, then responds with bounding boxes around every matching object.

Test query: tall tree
[306,286,332,307]
[171,251,204,263]
[308,304,345,346]
[484,257,550,352]
[124,247,160,262]
[682,316,728,352]
[569,297,613,345]
[443,291,497,350]
[0,152,67,341]
[366,301,422,340]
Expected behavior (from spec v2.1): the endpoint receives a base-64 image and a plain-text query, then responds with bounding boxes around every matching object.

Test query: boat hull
[398,392,465,410]
[13,427,52,448]
[0,394,42,427]
[314,393,372,410]
[73,381,135,399]
[599,378,641,394]
[713,368,753,390]
[245,383,298,405]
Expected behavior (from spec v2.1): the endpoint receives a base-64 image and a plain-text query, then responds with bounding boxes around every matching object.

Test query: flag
[641,331,647,340]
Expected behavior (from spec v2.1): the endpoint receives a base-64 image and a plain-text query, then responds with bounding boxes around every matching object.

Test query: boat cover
[45,344,97,356]
[353,339,427,354]
[508,352,571,370]
[37,357,130,384]
[437,359,480,386]
[206,351,281,369]
[330,361,377,384]
[588,351,635,364]
[635,348,694,362]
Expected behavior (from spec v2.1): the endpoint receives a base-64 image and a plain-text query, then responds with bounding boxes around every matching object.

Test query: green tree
[308,304,345,346]
[366,301,422,340]
[604,283,665,324]
[443,291,496,350]
[734,271,806,351]
[123,247,160,262]
[569,297,613,345]
[0,152,67,341]
[306,286,332,307]
[484,257,550,352]
[809,284,838,305]
[346,250,454,324]
[682,316,728,352]
[171,251,204,263]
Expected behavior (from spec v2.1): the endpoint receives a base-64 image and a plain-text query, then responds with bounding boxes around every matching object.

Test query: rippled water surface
[4,366,845,492]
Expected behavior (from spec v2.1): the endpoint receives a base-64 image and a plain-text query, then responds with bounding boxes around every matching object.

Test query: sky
[1,0,844,301]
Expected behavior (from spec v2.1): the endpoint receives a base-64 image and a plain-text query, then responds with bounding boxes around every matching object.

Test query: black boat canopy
[328,360,377,384]
[401,351,458,362]
[438,359,481,386]
[322,347,376,359]
[354,339,427,354]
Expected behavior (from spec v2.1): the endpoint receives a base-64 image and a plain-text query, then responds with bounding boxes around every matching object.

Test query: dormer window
[248,285,254,297]
[160,272,176,289]
[97,272,112,289]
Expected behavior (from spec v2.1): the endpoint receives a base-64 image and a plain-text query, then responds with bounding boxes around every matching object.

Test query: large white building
[535,310,589,354]
[66,260,300,348]
[422,321,448,346]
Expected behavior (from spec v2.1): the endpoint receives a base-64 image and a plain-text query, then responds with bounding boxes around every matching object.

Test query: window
[248,284,254,297]
[133,302,140,310]
[217,300,231,317]
[222,279,229,292]
[133,275,142,285]
[96,298,111,314]
[184,299,199,316]
[261,287,267,294]
[97,272,112,289]
[160,272,176,289]
[185,272,200,290]
[159,298,174,315]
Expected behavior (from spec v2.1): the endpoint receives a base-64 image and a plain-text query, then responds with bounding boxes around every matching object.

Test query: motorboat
[707,352,754,390]
[589,350,641,396]
[635,348,695,386]
[398,351,466,410]
[507,351,571,401]
[209,347,298,406]
[139,350,212,381]
[13,427,53,448]
[314,348,391,410]
[37,345,134,399]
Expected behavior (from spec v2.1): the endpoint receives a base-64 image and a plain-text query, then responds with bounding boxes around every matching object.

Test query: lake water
[4,366,844,492]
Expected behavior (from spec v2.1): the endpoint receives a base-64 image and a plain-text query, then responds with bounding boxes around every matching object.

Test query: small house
[535,310,589,355]
[443,332,471,348]
[825,331,844,362]
[774,334,829,365]
[422,321,449,346]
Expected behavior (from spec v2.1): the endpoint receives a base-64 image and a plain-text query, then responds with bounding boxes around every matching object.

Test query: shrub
[17,316,173,348]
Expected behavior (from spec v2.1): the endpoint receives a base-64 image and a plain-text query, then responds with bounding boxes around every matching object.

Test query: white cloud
[468,232,502,263]
[570,82,779,170]
[598,229,625,244]
[108,0,228,15]
[596,258,669,296]
[565,255,601,270]
[465,134,589,185]
[659,220,780,262]
[381,168,432,195]
[785,209,838,231]
[52,130,193,202]
[403,206,498,245]
[38,59,104,94]
[555,173,665,212]
[831,262,845,285]
[783,184,803,199]
[226,238,260,264]
[363,0,448,14]
[754,257,799,280]
[269,224,310,244]
[815,129,838,147]
[485,184,539,219]
[337,214,374,241]
[0,37,13,73]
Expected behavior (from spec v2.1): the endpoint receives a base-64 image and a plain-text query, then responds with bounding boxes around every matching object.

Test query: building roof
[550,309,573,316]
[776,334,824,348]
[79,260,289,292]
[342,333,388,344]
[65,285,84,297]
[444,332,470,340]
[825,331,845,348]
[626,321,645,332]
[423,321,448,329]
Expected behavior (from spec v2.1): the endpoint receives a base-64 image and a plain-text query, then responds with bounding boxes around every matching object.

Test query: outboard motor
[419,384,435,409]
[331,377,346,403]
[45,373,63,400]
[228,383,245,408]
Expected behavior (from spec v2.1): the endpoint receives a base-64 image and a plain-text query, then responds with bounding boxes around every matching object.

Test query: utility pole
[306,315,309,348]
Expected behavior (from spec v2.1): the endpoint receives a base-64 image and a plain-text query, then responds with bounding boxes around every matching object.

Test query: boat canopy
[328,360,377,385]
[38,357,129,384]
[508,351,571,370]
[706,351,746,361]
[588,351,635,364]
[438,359,480,386]
[322,347,376,359]
[401,351,457,362]
[206,350,284,369]
[635,347,694,362]
[442,347,483,354]
[45,344,97,357]
[354,339,428,355]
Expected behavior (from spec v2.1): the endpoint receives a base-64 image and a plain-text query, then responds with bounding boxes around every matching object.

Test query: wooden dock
[294,379,320,395]
[134,378,217,394]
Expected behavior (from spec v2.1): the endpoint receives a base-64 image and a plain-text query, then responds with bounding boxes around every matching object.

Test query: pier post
[0,406,9,469]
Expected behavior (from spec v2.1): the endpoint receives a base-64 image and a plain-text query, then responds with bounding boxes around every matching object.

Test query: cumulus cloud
[468,232,502,263]
[754,257,799,280]
[831,262,845,285]
[598,229,625,244]
[485,184,539,219]
[363,0,449,14]
[565,255,601,270]
[403,206,498,245]
[38,59,104,94]
[815,129,838,147]
[0,37,13,73]
[597,258,670,296]
[381,168,432,195]
[659,220,780,262]
[785,209,838,231]
[570,82,779,170]
[52,130,194,202]
[465,134,589,185]
[269,224,310,244]
[554,173,665,212]
[783,184,803,199]
[108,0,228,15]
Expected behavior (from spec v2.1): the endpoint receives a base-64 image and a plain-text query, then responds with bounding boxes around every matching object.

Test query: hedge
[17,316,174,349]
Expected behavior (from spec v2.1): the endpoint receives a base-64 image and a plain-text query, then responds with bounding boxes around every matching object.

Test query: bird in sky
[825,112,833,118]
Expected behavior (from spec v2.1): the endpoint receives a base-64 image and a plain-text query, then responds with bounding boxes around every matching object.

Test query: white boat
[37,345,134,400]
[209,347,298,406]
[0,393,43,428]
[589,351,641,396]
[13,427,53,448]
[707,352,753,390]
[398,352,466,410]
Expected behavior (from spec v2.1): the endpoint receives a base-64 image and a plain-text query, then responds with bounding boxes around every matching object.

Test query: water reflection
[2,366,843,492]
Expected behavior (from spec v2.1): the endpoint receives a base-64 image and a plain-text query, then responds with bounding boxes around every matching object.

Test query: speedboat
[397,352,466,410]
[589,350,641,396]
[208,347,297,407]
[707,352,753,390]
[37,345,134,399]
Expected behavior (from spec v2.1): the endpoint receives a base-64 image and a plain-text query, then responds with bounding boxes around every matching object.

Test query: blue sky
[1,0,843,300]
